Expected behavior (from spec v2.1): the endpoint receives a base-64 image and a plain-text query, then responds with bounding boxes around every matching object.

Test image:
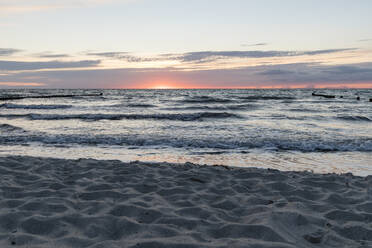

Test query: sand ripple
[0,156,371,247]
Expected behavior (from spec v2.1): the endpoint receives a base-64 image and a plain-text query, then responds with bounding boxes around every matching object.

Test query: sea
[0,89,371,176]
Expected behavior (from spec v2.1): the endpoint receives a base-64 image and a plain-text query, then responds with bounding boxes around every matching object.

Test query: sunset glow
[1,2,372,247]
[139,83,372,90]
[0,82,45,86]
[130,79,200,90]
[148,84,177,89]
[120,79,372,90]
[0,0,372,89]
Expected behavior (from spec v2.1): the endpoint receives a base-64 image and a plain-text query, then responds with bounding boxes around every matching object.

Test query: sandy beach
[2,0,372,246]
[0,156,371,247]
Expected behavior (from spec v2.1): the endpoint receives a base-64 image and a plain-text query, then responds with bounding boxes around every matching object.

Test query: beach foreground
[0,156,371,248]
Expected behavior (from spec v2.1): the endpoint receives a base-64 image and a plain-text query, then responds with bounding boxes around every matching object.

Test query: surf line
[0,93,103,101]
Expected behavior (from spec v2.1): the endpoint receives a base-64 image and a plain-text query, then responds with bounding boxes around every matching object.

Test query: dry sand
[0,156,371,247]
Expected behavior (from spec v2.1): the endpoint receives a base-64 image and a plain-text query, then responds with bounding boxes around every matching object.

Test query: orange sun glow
[149,84,176,89]
[133,80,197,89]
[121,79,372,90]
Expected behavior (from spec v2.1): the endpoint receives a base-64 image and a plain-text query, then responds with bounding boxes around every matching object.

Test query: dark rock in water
[357,96,360,101]
[370,98,372,102]
[303,230,324,244]
[340,96,343,98]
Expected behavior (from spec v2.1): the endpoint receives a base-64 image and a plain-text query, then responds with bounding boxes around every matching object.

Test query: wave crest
[0,124,24,132]
[180,96,233,104]
[1,134,371,152]
[337,115,371,122]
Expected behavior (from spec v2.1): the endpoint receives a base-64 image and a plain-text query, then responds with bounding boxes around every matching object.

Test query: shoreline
[2,149,371,177]
[0,155,371,247]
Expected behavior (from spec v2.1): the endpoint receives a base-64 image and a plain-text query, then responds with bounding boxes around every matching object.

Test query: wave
[0,112,240,121]
[180,96,233,104]
[238,96,295,101]
[269,114,325,121]
[288,108,322,113]
[308,100,337,103]
[0,103,72,109]
[0,124,25,132]
[127,104,156,108]
[337,115,372,122]
[108,103,157,108]
[2,134,371,152]
[163,104,259,111]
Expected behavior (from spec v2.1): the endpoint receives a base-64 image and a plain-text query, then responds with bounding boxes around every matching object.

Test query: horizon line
[2,87,372,90]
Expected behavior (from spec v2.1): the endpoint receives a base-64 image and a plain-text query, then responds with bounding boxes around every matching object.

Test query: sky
[1,0,372,89]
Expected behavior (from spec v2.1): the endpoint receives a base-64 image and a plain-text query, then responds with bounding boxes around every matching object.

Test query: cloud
[0,0,133,14]
[86,48,356,64]
[86,52,129,58]
[303,49,355,55]
[86,51,165,62]
[258,69,293,75]
[241,43,268,47]
[177,48,355,63]
[0,48,21,56]
[3,62,372,89]
[0,60,100,71]
[253,62,372,83]
[37,53,70,58]
[322,65,372,74]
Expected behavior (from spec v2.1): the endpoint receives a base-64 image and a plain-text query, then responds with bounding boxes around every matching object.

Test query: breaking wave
[2,134,371,152]
[0,123,25,132]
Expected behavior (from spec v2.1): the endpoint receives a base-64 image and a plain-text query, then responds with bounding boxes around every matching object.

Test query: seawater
[0,89,371,175]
